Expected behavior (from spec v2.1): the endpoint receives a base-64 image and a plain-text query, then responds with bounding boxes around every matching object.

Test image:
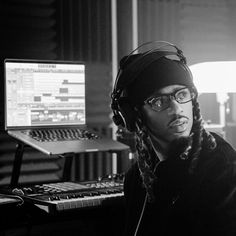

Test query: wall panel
[0,0,126,186]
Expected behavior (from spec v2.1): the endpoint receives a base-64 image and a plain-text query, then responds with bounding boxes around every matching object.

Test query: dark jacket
[124,133,236,236]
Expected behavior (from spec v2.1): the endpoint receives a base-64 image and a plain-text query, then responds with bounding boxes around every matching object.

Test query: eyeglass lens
[146,87,193,111]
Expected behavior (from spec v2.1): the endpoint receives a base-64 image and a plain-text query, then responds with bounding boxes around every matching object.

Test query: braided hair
[134,95,217,202]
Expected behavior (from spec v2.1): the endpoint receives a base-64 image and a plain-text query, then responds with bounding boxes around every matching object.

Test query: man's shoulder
[124,161,143,189]
[200,131,236,172]
[125,161,139,180]
[210,131,227,143]
[210,131,236,157]
[123,161,146,202]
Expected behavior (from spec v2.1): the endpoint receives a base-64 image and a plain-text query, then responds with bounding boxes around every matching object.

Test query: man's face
[141,84,194,143]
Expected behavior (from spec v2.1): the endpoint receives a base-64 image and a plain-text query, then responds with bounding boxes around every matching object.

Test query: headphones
[111,41,190,132]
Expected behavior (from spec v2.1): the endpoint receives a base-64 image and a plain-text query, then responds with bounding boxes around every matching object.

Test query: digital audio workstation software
[5,60,86,127]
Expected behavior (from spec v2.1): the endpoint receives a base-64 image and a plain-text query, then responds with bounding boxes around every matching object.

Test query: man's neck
[148,133,169,161]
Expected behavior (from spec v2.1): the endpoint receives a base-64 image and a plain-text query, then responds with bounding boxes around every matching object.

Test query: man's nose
[167,99,183,115]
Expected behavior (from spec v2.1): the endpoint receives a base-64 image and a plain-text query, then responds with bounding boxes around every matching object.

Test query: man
[111,42,236,235]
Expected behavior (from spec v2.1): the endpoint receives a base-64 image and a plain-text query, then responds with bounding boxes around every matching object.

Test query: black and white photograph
[1,1,236,235]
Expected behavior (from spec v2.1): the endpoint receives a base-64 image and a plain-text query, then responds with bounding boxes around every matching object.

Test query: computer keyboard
[22,128,99,142]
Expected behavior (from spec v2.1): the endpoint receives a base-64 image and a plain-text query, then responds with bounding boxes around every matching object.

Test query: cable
[134,193,148,236]
[0,193,24,206]
[133,160,160,236]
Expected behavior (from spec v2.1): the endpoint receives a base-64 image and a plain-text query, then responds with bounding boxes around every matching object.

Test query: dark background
[0,0,236,187]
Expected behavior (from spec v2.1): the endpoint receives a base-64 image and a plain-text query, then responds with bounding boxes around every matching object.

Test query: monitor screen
[5,60,86,128]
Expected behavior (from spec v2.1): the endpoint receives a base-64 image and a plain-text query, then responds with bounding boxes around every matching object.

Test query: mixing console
[10,179,124,214]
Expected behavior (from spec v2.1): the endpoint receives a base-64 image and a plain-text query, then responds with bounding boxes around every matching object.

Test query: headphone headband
[115,50,185,91]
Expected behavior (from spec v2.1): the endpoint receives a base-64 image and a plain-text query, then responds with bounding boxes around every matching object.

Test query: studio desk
[0,140,129,236]
[0,176,126,236]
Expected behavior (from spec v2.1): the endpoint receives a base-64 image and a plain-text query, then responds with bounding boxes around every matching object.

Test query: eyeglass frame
[143,86,196,112]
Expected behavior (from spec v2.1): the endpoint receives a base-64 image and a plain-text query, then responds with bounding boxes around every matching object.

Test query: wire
[134,193,148,236]
[0,193,24,206]
[133,161,160,236]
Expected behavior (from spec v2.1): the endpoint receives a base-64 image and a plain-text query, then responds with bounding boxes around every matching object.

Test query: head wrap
[120,53,195,107]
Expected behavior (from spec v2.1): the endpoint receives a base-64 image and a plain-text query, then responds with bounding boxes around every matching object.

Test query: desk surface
[0,196,125,236]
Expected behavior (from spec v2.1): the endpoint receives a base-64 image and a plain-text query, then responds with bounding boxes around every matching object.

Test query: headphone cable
[134,192,148,236]
[133,160,160,236]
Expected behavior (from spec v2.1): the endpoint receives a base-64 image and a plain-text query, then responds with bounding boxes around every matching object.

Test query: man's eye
[153,98,163,107]
[177,91,188,99]
[152,97,169,107]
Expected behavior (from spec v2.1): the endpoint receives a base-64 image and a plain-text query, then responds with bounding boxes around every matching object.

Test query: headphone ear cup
[118,98,137,132]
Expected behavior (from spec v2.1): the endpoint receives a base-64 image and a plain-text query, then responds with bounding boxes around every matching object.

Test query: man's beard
[167,135,193,160]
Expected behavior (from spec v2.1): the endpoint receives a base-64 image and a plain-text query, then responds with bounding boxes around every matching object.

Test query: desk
[0,198,125,236]
[10,141,130,187]
[3,136,128,235]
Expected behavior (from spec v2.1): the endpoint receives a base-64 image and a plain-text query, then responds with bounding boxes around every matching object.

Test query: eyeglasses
[144,87,195,112]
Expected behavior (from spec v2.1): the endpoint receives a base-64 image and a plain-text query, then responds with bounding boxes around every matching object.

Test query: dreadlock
[188,98,217,173]
[135,117,158,202]
[134,96,217,202]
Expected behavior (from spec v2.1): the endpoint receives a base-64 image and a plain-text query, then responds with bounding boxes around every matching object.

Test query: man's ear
[134,106,147,126]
